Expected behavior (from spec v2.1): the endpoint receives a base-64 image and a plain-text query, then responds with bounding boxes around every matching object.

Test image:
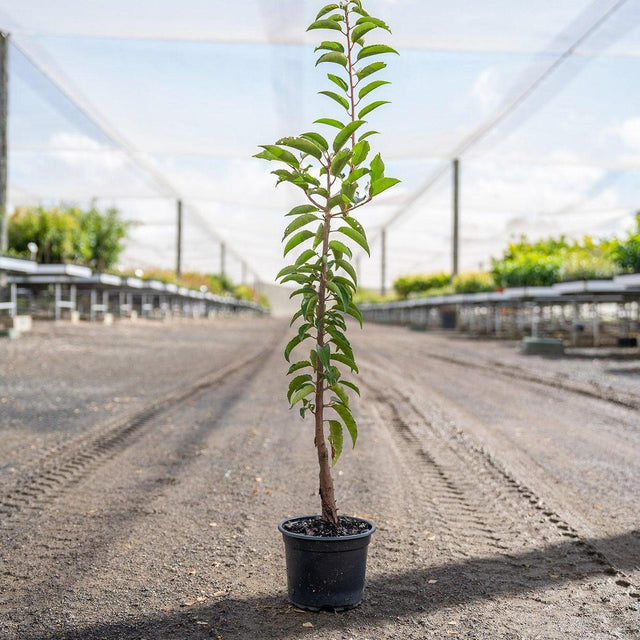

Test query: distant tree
[8,204,130,270]
[611,213,640,273]
[79,206,131,271]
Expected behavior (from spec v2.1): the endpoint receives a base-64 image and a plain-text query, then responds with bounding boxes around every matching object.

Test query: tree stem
[315,167,338,525]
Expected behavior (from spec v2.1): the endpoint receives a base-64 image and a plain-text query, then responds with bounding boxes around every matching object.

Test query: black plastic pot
[278,515,375,611]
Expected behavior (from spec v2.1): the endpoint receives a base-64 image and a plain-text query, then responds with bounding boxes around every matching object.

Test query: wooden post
[380,227,387,297]
[176,199,183,279]
[0,33,8,287]
[452,158,459,279]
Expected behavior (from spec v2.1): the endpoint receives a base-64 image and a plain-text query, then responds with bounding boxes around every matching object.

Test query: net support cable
[8,35,262,281]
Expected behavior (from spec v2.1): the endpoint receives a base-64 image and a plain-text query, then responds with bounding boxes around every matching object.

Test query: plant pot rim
[278,515,376,542]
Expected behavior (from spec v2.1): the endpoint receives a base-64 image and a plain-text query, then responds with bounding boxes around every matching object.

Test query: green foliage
[78,207,130,271]
[393,272,450,298]
[452,272,495,293]
[256,0,399,493]
[491,234,623,287]
[8,204,130,270]
[611,213,640,273]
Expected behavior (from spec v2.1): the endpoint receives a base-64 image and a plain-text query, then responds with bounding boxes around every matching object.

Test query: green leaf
[356,44,398,60]
[290,286,316,299]
[358,100,390,119]
[329,239,352,258]
[327,73,349,92]
[280,273,310,285]
[356,61,386,81]
[316,4,340,20]
[314,117,345,129]
[287,360,311,375]
[351,22,378,42]
[285,204,319,217]
[290,383,316,406]
[283,213,319,239]
[295,248,318,266]
[253,149,276,161]
[359,130,379,141]
[313,222,325,249]
[288,373,313,400]
[337,226,370,255]
[328,420,343,465]
[333,403,357,447]
[346,302,363,327]
[370,153,385,181]
[307,19,343,32]
[356,16,391,32]
[327,329,354,359]
[351,140,370,166]
[315,40,344,53]
[340,380,361,395]
[276,264,297,279]
[370,177,401,196]
[333,275,357,292]
[309,187,329,199]
[343,214,366,237]
[317,344,331,370]
[258,145,299,167]
[277,136,323,160]
[331,148,352,176]
[300,132,328,151]
[327,280,350,311]
[319,90,350,111]
[316,51,348,67]
[284,230,314,257]
[358,79,391,100]
[331,352,359,373]
[341,180,357,203]
[335,258,358,285]
[343,167,369,184]
[330,383,350,407]
[284,332,309,361]
[328,193,347,210]
[333,120,366,153]
[283,213,318,239]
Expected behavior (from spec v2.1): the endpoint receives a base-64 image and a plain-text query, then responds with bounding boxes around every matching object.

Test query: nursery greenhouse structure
[0,2,639,639]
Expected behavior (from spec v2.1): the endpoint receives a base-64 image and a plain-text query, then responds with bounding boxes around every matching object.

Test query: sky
[1,0,640,288]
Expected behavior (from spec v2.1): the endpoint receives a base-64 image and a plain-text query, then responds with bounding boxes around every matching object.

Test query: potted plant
[255,0,399,611]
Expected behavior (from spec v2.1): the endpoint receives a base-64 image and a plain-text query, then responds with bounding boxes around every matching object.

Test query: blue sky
[1,0,640,286]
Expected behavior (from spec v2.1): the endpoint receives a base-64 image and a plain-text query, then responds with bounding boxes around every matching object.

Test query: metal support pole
[380,228,387,297]
[176,199,183,279]
[241,261,247,285]
[452,158,460,279]
[220,242,226,277]
[0,33,9,288]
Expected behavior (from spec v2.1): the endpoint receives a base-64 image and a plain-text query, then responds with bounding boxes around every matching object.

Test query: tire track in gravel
[359,353,640,602]
[0,332,287,637]
[410,344,640,411]
[0,327,285,530]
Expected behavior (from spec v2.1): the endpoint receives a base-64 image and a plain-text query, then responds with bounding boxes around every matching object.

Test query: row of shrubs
[392,213,640,298]
[4,204,267,306]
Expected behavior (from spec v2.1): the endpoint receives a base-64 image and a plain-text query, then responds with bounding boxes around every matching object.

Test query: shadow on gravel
[29,530,639,640]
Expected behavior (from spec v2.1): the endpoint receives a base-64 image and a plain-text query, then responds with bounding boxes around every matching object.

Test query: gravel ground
[0,318,638,639]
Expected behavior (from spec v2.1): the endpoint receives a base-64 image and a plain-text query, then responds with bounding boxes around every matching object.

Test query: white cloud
[471,68,500,112]
[616,117,640,152]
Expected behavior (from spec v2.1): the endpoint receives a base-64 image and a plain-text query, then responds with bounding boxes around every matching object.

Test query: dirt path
[0,319,638,639]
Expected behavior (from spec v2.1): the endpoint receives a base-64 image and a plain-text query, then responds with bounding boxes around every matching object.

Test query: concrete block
[521,337,565,356]
[0,315,32,332]
[103,313,114,326]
